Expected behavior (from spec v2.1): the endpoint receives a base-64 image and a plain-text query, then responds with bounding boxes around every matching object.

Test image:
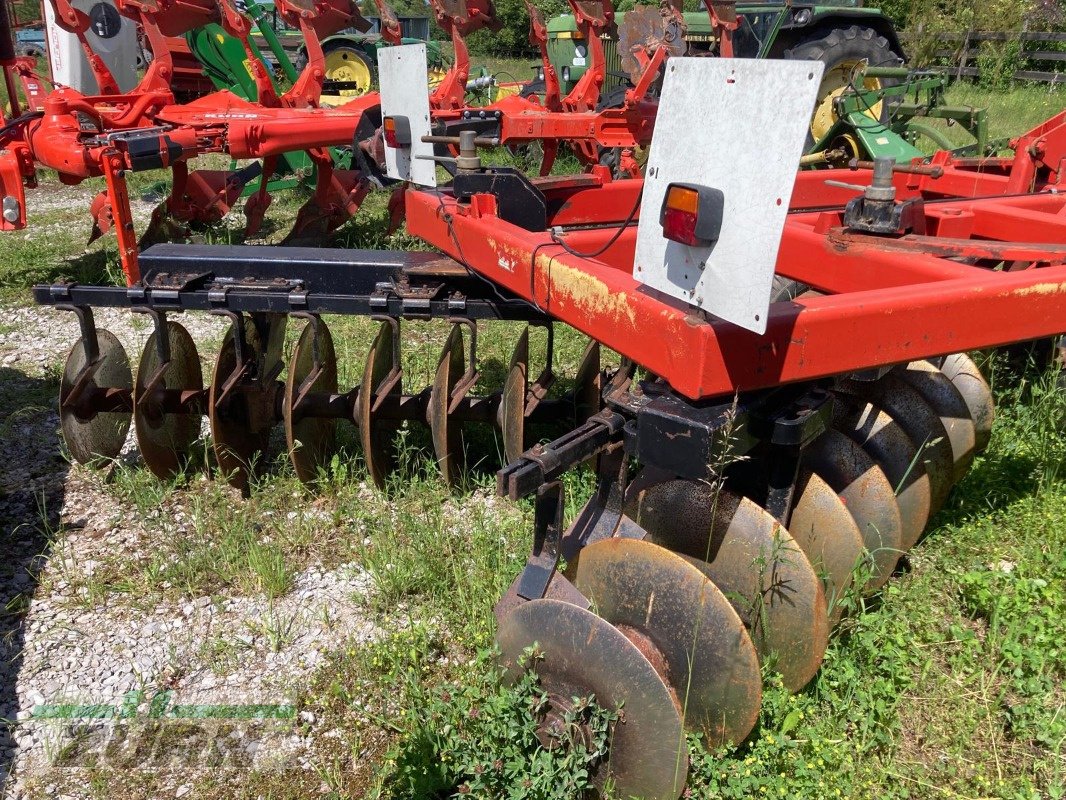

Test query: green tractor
[182,1,446,198]
[536,2,906,154]
[189,1,446,100]
[533,1,988,165]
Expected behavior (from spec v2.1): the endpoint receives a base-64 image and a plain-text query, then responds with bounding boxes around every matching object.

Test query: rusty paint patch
[544,259,639,327]
[1015,281,1066,297]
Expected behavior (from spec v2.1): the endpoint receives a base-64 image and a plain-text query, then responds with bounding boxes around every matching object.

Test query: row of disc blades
[497,352,994,800]
[60,314,600,492]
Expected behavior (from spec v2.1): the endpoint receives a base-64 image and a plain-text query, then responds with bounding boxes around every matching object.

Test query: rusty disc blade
[568,537,762,744]
[209,321,269,493]
[359,320,402,490]
[805,428,903,592]
[898,360,976,483]
[935,353,993,452]
[626,482,828,693]
[833,394,931,551]
[619,5,686,84]
[61,329,132,465]
[428,324,465,488]
[134,321,203,481]
[496,598,688,800]
[788,469,865,623]
[836,373,955,516]
[574,339,602,424]
[498,327,529,464]
[283,319,338,486]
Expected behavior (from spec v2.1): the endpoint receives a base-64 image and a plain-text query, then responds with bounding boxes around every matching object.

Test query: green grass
[945,82,1066,143]
[5,81,1066,799]
[283,357,1066,800]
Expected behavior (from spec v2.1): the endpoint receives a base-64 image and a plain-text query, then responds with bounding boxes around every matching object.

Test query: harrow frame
[406,115,1066,400]
[8,0,1066,794]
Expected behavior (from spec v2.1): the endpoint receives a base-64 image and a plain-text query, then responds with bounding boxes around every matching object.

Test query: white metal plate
[378,44,436,187]
[634,58,824,334]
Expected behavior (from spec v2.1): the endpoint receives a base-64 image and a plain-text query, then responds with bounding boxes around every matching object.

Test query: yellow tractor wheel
[323,46,373,97]
[784,25,902,159]
[809,58,883,146]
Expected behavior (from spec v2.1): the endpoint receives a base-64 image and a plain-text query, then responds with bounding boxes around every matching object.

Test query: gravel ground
[0,305,385,798]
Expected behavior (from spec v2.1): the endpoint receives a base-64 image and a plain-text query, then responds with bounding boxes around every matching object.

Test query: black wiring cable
[548,186,643,259]
[527,239,563,313]
[433,190,543,312]
[432,183,642,314]
[0,110,44,140]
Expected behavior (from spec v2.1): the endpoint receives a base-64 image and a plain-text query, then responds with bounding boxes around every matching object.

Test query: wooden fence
[918,30,1066,85]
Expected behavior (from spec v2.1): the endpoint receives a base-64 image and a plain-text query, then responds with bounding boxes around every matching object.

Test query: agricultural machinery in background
[188,0,448,101]
[2,0,1065,796]
[537,0,906,96]
[533,0,989,166]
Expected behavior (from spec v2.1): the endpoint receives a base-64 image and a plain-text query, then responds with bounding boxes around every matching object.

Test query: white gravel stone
[0,297,389,797]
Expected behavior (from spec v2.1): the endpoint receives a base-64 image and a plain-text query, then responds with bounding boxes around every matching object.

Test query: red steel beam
[407,185,1066,400]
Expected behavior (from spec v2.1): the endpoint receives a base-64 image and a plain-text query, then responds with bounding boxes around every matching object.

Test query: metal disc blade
[359,320,402,490]
[836,374,955,516]
[428,324,465,488]
[899,360,976,482]
[498,327,529,464]
[619,5,686,84]
[134,321,203,481]
[805,428,903,592]
[936,353,993,452]
[283,319,338,486]
[574,339,602,424]
[61,330,132,465]
[569,537,762,744]
[626,483,828,693]
[789,469,865,623]
[833,395,931,551]
[209,321,269,493]
[497,599,688,800]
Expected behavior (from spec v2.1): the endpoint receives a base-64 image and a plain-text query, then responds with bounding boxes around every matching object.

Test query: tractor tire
[322,44,374,97]
[783,25,903,154]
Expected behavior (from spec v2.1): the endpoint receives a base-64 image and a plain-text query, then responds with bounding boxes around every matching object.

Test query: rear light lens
[663,205,700,246]
[383,115,411,148]
[659,183,725,248]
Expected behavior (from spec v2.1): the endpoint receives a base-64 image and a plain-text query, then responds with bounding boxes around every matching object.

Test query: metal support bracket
[560,445,648,561]
[497,409,626,500]
[515,481,565,602]
[131,307,170,409]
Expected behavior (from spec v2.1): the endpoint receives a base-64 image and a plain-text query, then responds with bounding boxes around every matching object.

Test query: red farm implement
[3,0,1066,795]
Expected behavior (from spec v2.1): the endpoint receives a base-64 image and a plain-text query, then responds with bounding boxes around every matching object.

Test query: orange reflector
[665,185,700,215]
[383,116,408,148]
[659,182,725,248]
